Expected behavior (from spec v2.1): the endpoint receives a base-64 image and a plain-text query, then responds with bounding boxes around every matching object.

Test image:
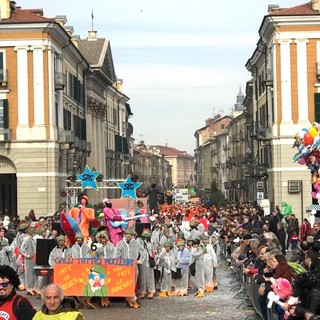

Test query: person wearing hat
[137,229,156,299]
[20,228,37,296]
[68,195,94,243]
[0,240,15,269]
[157,241,175,297]
[201,235,217,293]
[145,183,163,215]
[71,233,91,259]
[159,228,172,246]
[94,231,114,308]
[71,233,94,309]
[0,265,36,319]
[102,198,124,246]
[189,219,201,240]
[115,228,145,308]
[48,235,72,267]
[190,238,205,297]
[11,223,28,291]
[173,239,190,296]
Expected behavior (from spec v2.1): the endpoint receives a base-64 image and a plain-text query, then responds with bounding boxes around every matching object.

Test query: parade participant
[157,241,176,297]
[48,235,72,267]
[159,228,172,245]
[20,228,38,296]
[71,233,94,309]
[145,183,163,215]
[137,229,156,299]
[71,233,91,259]
[0,265,35,320]
[173,239,190,296]
[68,195,94,243]
[115,228,145,308]
[33,284,84,320]
[0,240,16,269]
[201,235,217,293]
[190,238,205,297]
[102,198,124,246]
[94,231,115,308]
[11,223,28,291]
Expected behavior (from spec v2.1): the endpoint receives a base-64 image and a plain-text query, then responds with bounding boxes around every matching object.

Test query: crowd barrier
[226,247,283,320]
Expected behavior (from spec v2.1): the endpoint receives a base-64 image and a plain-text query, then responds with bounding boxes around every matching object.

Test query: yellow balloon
[309,126,318,138]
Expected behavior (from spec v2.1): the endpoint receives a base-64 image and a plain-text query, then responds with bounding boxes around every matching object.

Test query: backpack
[288,261,306,277]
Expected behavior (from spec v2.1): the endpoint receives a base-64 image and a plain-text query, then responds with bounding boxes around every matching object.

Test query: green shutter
[3,99,8,128]
[315,93,320,123]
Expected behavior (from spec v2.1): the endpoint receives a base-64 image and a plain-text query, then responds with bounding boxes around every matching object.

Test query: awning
[306,204,320,211]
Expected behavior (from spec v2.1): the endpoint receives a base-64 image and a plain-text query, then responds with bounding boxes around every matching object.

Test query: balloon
[302,128,308,132]
[298,130,306,140]
[298,157,306,165]
[304,132,314,145]
[309,126,318,138]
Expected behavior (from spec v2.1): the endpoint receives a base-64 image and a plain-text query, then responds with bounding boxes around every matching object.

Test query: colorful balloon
[304,132,314,145]
[309,126,318,138]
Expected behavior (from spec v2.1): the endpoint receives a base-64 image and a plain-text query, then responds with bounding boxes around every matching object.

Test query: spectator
[33,284,84,319]
[0,265,35,320]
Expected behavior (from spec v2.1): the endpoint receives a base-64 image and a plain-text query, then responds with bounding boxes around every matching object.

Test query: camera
[264,271,274,278]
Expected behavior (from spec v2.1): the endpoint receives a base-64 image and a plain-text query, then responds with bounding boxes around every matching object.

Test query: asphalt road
[23,263,261,320]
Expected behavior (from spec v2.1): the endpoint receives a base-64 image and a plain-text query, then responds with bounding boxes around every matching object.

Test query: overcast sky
[25,0,304,154]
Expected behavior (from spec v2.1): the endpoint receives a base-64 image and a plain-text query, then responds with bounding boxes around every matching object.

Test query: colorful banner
[53,258,135,297]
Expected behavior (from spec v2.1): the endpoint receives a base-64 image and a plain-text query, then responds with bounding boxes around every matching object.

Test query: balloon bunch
[293,122,320,202]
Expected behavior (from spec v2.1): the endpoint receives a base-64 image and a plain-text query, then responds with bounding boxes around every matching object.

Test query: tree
[210,180,227,208]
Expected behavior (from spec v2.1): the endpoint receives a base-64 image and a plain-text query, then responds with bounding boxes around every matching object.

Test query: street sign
[257,192,264,200]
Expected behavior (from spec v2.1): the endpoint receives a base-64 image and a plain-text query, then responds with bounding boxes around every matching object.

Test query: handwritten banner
[53,258,135,297]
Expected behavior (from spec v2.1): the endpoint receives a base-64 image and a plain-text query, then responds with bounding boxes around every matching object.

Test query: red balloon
[304,132,314,145]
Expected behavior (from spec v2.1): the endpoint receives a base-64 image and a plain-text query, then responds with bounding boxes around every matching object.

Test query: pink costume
[103,206,124,246]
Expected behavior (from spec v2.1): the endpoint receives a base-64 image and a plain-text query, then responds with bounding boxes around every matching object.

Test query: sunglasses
[0,282,10,288]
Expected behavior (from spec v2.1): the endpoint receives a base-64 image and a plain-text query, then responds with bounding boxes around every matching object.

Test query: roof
[0,5,54,24]
[153,145,194,159]
[78,38,116,83]
[269,3,320,16]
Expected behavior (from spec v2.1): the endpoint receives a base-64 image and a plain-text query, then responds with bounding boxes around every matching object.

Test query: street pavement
[24,264,260,320]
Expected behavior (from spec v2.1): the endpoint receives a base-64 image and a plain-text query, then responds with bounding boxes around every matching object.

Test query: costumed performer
[102,198,124,246]
[68,195,94,243]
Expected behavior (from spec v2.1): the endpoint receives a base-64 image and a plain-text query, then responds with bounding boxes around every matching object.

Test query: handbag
[149,255,156,268]
[16,253,25,272]
[189,261,196,276]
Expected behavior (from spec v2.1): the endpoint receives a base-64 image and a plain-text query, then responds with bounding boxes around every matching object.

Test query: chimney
[88,29,97,41]
[55,15,67,27]
[115,79,123,92]
[64,26,74,36]
[0,0,11,20]
[71,35,80,48]
[312,0,320,11]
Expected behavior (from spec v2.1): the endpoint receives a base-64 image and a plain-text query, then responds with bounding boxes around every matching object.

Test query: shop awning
[306,204,320,211]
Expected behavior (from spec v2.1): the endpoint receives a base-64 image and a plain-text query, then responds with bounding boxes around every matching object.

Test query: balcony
[106,150,115,159]
[55,72,66,90]
[58,130,75,144]
[0,128,11,141]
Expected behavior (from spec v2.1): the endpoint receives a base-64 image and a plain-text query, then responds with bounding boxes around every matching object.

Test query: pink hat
[271,278,292,299]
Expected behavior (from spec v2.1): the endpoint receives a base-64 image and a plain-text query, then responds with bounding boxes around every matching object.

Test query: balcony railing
[0,128,12,141]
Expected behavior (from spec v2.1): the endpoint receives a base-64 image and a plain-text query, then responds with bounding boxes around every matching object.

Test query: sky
[24,0,304,154]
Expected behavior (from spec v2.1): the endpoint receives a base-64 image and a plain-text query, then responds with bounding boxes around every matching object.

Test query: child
[289,232,300,252]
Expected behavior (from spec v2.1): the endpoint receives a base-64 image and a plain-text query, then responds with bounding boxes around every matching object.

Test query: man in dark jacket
[146,184,163,215]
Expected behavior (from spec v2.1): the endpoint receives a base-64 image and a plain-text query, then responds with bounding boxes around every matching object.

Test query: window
[315,93,320,123]
[0,99,8,129]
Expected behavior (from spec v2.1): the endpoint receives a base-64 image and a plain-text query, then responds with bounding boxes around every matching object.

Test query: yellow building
[0,1,89,216]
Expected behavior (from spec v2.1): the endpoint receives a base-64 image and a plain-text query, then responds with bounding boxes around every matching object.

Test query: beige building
[244,1,320,217]
[154,145,194,189]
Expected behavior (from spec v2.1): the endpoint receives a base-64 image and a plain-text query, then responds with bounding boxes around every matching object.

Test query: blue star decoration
[76,165,100,190]
[117,175,142,200]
